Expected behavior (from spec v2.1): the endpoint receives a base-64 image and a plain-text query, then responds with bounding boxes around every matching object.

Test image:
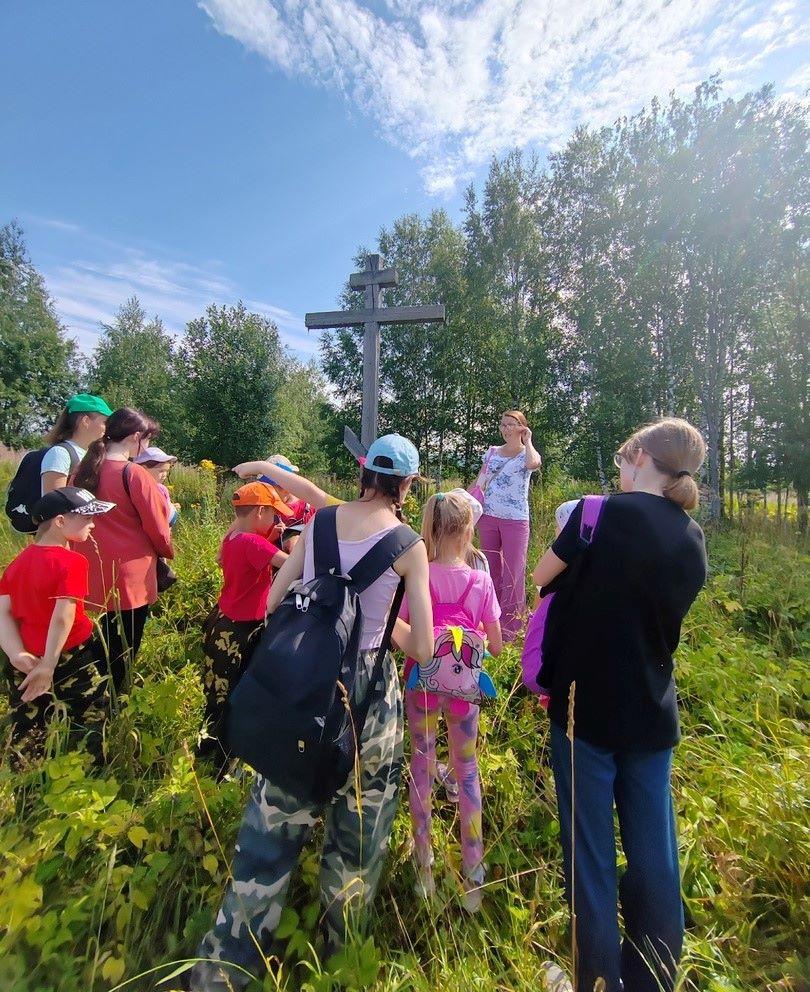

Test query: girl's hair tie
[675,470,691,478]
[435,492,445,501]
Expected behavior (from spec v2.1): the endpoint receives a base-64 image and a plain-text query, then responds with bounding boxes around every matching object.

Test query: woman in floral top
[472,410,541,640]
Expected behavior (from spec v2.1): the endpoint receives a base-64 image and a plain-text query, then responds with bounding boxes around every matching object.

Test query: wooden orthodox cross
[305,254,446,448]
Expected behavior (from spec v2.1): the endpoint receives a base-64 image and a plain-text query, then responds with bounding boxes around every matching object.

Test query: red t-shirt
[217,532,284,622]
[0,545,94,656]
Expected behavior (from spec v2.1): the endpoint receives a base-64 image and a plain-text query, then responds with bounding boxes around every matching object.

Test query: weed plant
[0,463,807,991]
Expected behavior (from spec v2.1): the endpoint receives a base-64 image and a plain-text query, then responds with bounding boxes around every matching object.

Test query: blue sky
[1,0,807,361]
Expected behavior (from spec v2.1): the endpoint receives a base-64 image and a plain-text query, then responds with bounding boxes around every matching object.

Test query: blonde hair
[465,545,489,570]
[421,491,474,562]
[618,417,706,511]
[502,409,527,428]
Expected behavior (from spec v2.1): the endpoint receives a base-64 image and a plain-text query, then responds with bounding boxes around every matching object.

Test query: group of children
[2,445,526,911]
[3,413,708,992]
[3,444,514,914]
[195,455,513,911]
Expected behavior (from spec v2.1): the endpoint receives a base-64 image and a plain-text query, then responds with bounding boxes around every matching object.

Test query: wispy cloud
[199,0,809,194]
[781,62,810,101]
[28,219,314,359]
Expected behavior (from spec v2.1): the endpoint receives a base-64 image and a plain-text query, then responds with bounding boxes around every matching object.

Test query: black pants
[98,605,149,694]
[5,638,109,765]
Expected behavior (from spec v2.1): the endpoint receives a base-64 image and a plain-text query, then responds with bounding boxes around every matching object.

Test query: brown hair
[501,410,528,428]
[233,504,262,519]
[359,457,411,521]
[74,407,160,493]
[421,491,474,562]
[618,417,705,511]
[46,409,85,445]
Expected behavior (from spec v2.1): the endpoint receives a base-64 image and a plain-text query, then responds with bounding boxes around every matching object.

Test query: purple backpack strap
[579,494,607,545]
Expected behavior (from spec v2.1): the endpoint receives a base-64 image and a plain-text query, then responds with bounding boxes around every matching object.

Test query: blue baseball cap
[365,434,420,477]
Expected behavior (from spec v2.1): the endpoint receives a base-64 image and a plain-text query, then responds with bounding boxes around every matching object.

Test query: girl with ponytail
[74,408,173,692]
[531,417,708,992]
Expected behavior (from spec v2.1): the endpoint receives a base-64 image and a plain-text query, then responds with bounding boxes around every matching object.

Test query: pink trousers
[478,513,530,641]
[405,691,483,884]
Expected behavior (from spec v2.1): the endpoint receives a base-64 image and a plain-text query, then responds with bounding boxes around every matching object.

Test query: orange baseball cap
[232,482,295,518]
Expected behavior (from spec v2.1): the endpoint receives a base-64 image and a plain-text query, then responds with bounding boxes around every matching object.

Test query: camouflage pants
[190,649,403,992]
[197,608,263,776]
[4,638,109,764]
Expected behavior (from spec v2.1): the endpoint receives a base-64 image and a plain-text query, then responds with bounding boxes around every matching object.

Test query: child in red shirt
[198,482,293,777]
[0,487,114,763]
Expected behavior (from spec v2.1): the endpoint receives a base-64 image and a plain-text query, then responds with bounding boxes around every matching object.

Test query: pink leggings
[478,513,530,640]
[405,691,483,884]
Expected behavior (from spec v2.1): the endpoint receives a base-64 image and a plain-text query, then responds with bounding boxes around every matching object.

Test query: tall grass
[0,462,807,991]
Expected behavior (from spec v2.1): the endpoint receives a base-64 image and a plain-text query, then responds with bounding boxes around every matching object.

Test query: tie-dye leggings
[404,690,484,884]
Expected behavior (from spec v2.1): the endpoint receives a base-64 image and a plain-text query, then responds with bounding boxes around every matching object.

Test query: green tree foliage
[272,361,331,475]
[86,297,184,450]
[0,222,79,446]
[180,303,285,466]
[464,152,563,467]
[321,211,472,481]
[318,82,808,521]
[545,128,654,485]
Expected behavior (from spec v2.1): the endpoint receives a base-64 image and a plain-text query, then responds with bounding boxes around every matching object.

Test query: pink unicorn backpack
[521,495,607,707]
[405,573,497,704]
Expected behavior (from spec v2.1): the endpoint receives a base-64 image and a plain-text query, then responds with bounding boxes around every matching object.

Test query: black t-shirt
[545,491,707,751]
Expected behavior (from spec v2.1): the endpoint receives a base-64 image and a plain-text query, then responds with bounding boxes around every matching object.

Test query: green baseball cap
[66,393,113,416]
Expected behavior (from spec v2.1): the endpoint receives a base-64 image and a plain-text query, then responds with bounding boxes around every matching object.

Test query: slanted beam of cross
[305,254,446,448]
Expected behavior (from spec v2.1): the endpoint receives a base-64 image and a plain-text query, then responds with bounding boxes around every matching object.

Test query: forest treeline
[1,80,807,525]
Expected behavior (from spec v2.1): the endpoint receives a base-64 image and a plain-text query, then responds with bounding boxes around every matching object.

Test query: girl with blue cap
[191,434,433,992]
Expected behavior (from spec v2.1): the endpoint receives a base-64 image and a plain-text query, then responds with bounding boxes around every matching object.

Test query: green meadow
[0,461,808,992]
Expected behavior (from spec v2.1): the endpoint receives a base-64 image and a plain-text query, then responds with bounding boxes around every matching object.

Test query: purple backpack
[521,495,606,705]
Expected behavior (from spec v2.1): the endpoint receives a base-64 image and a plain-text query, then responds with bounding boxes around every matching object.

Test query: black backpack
[225,506,420,805]
[5,442,82,534]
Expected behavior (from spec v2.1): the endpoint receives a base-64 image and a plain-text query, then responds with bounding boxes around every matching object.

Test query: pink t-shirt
[218,532,283,622]
[402,561,501,712]
[401,561,500,630]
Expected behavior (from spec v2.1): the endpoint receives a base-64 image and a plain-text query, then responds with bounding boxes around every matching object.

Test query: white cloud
[30,221,315,359]
[198,0,810,193]
[781,62,810,102]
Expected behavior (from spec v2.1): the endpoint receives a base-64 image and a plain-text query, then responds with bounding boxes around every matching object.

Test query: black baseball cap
[31,487,116,524]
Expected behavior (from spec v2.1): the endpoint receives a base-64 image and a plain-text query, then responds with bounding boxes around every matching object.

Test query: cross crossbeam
[305,254,446,447]
[304,304,447,330]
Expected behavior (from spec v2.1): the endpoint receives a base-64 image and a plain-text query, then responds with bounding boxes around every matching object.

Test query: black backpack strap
[349,574,407,751]
[313,505,341,576]
[348,524,421,593]
[342,526,421,751]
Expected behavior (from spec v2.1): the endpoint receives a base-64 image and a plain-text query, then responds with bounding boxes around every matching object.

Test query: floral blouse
[479,446,535,521]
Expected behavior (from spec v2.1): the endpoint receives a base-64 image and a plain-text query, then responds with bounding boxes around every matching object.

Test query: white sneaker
[461,877,483,913]
[541,961,573,992]
[436,762,460,802]
[414,865,436,899]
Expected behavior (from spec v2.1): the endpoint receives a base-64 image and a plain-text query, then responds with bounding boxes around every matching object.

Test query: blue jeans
[550,722,683,992]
